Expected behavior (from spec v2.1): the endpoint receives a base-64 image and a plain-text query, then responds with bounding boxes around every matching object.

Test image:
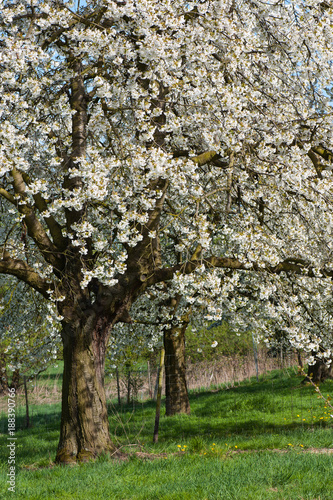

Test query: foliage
[185,322,253,363]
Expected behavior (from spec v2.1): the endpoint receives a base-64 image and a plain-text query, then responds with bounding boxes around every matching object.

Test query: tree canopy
[0,0,332,462]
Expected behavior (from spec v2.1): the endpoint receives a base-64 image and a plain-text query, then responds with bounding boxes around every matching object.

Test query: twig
[299,366,333,412]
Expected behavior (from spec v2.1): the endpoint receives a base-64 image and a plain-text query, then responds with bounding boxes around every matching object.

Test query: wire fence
[0,382,329,436]
[104,348,299,404]
[0,348,305,434]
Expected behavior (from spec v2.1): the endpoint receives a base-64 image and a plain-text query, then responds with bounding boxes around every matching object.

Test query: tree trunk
[307,358,333,383]
[297,349,303,368]
[56,313,116,464]
[164,323,190,416]
[10,369,20,390]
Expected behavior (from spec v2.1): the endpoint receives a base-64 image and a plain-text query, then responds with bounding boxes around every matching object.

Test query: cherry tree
[0,0,332,463]
[238,272,333,381]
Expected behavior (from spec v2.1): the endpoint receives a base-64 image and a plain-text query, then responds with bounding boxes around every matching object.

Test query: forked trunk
[56,313,116,464]
[164,323,190,416]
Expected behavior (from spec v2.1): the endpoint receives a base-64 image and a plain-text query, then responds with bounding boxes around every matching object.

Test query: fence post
[147,361,152,399]
[23,376,30,429]
[116,367,121,406]
[153,348,165,444]
[127,370,131,405]
[252,332,259,382]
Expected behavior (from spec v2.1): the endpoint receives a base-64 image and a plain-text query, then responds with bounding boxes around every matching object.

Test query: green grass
[1,368,333,499]
[31,361,64,389]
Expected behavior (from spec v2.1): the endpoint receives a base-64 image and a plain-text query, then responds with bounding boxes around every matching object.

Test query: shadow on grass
[105,372,333,444]
[0,369,332,468]
[0,410,60,466]
[154,413,332,442]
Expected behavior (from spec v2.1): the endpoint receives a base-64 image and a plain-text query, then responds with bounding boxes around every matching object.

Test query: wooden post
[153,348,165,444]
[23,376,30,429]
[116,367,121,406]
[153,367,159,401]
[147,361,152,399]
[127,370,131,405]
[252,332,259,382]
[297,349,303,369]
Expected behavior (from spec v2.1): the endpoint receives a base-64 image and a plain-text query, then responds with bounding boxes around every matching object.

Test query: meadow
[1,367,333,499]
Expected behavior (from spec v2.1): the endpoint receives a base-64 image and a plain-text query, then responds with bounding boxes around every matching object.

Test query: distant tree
[0,277,61,393]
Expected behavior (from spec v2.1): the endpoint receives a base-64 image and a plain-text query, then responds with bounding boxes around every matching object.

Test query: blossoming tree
[0,0,332,462]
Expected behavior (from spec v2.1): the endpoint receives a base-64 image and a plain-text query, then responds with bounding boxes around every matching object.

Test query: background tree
[0,277,61,393]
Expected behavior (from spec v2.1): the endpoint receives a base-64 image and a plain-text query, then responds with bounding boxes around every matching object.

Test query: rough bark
[307,359,333,383]
[56,312,116,464]
[164,323,190,416]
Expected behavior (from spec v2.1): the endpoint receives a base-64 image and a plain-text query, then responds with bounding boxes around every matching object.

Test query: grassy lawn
[1,368,333,499]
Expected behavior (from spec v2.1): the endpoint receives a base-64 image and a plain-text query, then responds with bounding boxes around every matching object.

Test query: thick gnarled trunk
[56,313,116,464]
[164,323,190,416]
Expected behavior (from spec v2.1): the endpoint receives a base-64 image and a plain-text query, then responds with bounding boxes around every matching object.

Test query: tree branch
[0,251,52,298]
[145,255,333,287]
[0,187,15,204]
[307,145,333,178]
[311,145,333,163]
[21,172,67,250]
[191,150,219,167]
[11,167,63,269]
